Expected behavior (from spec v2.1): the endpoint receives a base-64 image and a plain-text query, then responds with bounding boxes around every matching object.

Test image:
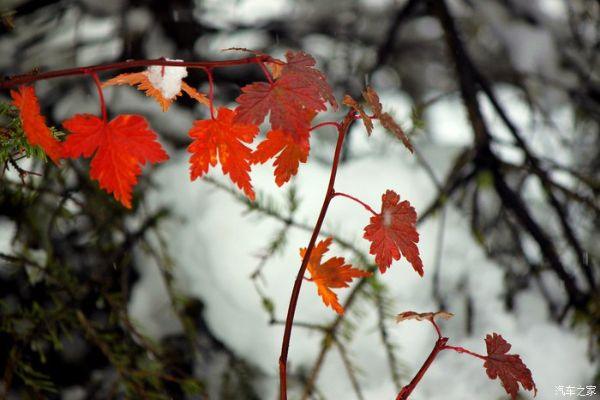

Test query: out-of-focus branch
[428,0,590,311]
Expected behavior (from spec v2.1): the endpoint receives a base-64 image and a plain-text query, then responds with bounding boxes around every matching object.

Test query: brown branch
[467,48,596,291]
[1,346,21,400]
[76,311,147,397]
[375,0,423,67]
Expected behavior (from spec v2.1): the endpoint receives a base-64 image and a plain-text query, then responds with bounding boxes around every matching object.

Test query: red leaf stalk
[258,62,274,84]
[332,191,378,216]
[88,71,107,123]
[205,68,215,120]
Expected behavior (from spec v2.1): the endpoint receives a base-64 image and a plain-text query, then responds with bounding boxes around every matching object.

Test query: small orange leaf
[300,237,371,314]
[103,72,171,111]
[10,86,62,163]
[103,69,209,111]
[181,81,210,107]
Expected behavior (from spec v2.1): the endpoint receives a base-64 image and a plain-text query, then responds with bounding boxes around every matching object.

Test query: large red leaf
[282,51,338,110]
[363,190,423,275]
[187,107,259,200]
[62,114,169,208]
[483,333,537,399]
[10,86,62,163]
[301,237,371,314]
[234,51,336,141]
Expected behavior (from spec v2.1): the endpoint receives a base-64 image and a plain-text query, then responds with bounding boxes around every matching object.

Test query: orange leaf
[103,70,209,111]
[181,81,210,107]
[300,237,371,314]
[62,114,169,208]
[252,129,310,187]
[10,86,61,163]
[483,333,537,399]
[187,107,259,200]
[363,190,423,275]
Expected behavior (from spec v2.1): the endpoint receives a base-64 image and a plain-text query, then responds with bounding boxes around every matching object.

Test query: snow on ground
[129,93,597,399]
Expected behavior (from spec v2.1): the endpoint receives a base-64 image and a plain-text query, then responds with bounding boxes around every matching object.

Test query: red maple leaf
[10,86,62,163]
[300,237,371,314]
[187,107,259,200]
[234,51,336,141]
[363,190,423,275]
[282,51,338,110]
[62,114,169,208]
[483,333,537,399]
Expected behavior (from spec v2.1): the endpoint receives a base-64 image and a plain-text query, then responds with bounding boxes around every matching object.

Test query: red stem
[0,56,272,89]
[396,337,449,400]
[396,320,489,399]
[258,62,274,84]
[88,71,107,122]
[279,110,356,400]
[332,191,377,216]
[443,345,487,361]
[311,121,340,131]
[205,68,215,120]
[430,319,443,339]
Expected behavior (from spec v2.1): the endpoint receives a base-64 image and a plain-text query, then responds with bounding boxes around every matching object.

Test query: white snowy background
[127,90,597,399]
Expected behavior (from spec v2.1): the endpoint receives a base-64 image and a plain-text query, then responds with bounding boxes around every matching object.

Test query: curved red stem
[396,320,489,399]
[88,71,107,123]
[279,110,356,400]
[258,62,274,84]
[332,191,377,216]
[205,68,215,120]
[443,345,487,360]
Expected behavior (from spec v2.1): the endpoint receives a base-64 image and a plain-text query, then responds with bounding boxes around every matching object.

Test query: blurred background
[0,0,599,399]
